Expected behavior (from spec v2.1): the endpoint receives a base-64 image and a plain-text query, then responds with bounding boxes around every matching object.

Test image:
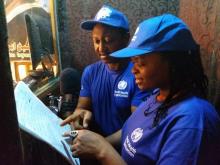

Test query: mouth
[135,78,143,85]
[100,55,108,59]
[100,54,112,63]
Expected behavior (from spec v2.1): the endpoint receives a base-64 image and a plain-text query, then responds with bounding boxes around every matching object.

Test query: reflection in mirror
[4,0,59,92]
[25,13,55,78]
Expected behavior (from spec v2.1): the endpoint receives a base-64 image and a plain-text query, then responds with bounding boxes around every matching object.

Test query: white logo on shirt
[131,128,143,143]
[96,7,112,20]
[124,136,136,157]
[131,27,139,41]
[118,80,127,90]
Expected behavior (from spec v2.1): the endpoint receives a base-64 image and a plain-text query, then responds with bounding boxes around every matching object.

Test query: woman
[65,14,220,165]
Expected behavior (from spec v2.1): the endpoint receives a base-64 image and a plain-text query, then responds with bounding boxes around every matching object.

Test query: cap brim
[81,20,99,30]
[110,47,149,58]
[81,20,129,31]
[81,20,118,30]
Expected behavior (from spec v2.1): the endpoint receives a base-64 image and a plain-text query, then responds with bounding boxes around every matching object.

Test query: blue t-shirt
[122,93,220,165]
[80,61,150,136]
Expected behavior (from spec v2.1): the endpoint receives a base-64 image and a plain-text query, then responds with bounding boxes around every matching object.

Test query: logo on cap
[96,7,112,20]
[131,27,139,42]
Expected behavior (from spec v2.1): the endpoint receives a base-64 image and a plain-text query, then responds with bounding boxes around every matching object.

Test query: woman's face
[131,53,170,91]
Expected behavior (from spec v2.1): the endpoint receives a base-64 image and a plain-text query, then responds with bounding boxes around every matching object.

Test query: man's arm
[106,106,136,148]
[105,105,136,147]
[75,96,92,111]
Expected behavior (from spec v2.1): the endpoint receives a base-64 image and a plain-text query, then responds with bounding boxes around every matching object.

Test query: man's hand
[60,109,92,129]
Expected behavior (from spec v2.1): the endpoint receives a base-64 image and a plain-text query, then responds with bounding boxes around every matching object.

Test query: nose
[98,41,107,53]
[132,64,138,74]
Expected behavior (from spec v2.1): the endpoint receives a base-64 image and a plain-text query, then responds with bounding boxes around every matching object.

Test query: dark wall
[179,0,220,110]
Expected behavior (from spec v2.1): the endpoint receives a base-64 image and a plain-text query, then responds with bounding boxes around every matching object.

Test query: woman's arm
[105,129,121,147]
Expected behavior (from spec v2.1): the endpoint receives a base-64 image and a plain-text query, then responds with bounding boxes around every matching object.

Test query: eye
[93,38,100,44]
[134,61,145,68]
[131,57,137,64]
[131,57,143,66]
[104,37,114,44]
[138,62,146,67]
[138,64,144,67]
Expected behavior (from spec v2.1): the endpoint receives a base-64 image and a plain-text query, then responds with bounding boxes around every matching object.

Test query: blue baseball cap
[111,14,198,58]
[81,5,129,31]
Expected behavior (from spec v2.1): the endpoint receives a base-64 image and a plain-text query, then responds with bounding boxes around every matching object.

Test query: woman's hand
[71,129,106,158]
[70,130,127,165]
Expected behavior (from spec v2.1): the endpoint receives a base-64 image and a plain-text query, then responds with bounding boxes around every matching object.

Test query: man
[61,5,150,145]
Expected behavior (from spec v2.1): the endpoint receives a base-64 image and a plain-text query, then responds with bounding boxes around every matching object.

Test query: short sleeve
[79,66,92,97]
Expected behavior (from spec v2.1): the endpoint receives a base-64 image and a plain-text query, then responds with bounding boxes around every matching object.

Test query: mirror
[4,0,59,92]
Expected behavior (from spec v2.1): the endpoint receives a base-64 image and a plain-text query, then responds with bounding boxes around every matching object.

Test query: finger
[70,144,76,152]
[72,150,78,157]
[71,145,78,157]
[60,115,73,126]
[73,120,84,130]
[60,111,80,126]
[83,112,92,128]
[71,142,78,155]
[62,130,78,138]
[62,131,70,137]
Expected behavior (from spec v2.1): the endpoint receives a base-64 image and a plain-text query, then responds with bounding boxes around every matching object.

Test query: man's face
[92,24,128,64]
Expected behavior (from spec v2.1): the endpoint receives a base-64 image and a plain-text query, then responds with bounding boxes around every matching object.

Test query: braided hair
[152,50,208,127]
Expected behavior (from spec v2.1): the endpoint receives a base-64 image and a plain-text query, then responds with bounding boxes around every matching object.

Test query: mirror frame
[4,0,60,83]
